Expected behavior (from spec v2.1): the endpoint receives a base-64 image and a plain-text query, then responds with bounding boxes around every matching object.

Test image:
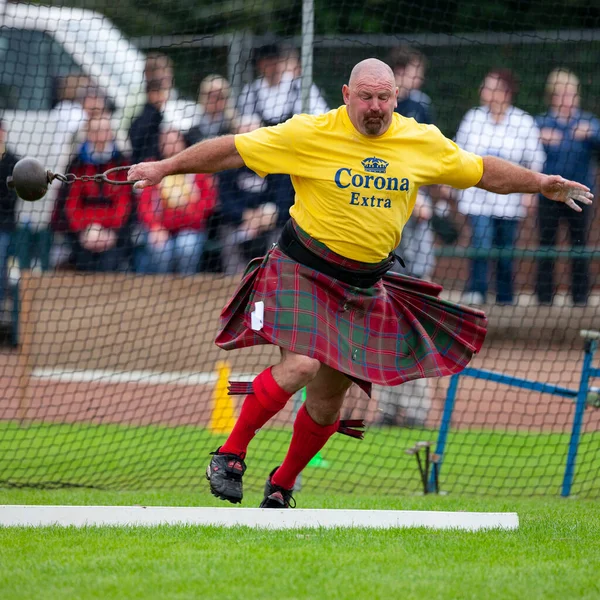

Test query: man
[382,46,439,427]
[129,78,170,164]
[63,116,132,272]
[237,43,328,233]
[237,43,328,126]
[128,59,592,509]
[0,119,19,323]
[388,46,433,125]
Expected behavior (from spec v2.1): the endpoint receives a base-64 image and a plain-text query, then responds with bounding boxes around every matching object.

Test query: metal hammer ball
[6,157,52,202]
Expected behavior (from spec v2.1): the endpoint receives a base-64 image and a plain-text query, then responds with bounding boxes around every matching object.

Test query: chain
[50,166,135,186]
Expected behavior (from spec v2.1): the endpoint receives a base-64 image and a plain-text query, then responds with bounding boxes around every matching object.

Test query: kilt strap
[228,379,365,440]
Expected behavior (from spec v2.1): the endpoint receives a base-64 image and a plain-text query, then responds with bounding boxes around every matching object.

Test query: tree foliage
[29,0,600,38]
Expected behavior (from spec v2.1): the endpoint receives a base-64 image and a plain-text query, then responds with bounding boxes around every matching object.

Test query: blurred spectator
[185,75,238,146]
[0,119,19,322]
[53,75,91,136]
[61,116,132,272]
[456,69,545,306]
[136,128,216,274]
[238,43,328,125]
[387,45,438,281]
[217,115,278,275]
[535,68,600,307]
[388,45,433,125]
[371,47,441,429]
[144,51,174,89]
[283,45,301,79]
[129,78,170,164]
[50,81,119,270]
[238,43,328,231]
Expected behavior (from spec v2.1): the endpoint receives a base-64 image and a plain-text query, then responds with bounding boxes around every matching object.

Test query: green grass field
[0,421,598,497]
[1,422,599,599]
[1,491,599,600]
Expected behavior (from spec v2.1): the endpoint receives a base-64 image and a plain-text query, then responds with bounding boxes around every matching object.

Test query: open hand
[540,175,593,212]
[128,161,166,190]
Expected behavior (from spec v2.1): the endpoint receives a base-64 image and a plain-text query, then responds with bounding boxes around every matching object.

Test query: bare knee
[305,372,352,426]
[271,352,321,393]
[305,389,348,426]
[287,355,321,381]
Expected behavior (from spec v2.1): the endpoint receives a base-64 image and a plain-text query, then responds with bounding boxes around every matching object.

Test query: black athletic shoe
[259,467,296,508]
[206,448,246,504]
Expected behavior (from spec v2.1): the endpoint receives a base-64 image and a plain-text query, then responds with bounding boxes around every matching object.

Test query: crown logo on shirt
[361,157,389,174]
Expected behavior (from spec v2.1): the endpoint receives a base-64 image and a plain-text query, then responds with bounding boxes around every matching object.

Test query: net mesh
[0,0,599,499]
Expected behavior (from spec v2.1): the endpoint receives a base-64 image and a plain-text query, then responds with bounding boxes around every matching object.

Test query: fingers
[127,164,140,181]
[567,188,593,205]
[566,181,591,193]
[128,164,153,190]
[565,199,582,212]
[133,179,152,190]
[564,187,593,211]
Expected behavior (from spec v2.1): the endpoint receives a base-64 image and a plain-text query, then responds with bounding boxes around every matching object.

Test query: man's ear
[342,84,350,105]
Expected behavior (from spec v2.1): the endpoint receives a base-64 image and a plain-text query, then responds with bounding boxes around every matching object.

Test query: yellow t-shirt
[234,106,483,262]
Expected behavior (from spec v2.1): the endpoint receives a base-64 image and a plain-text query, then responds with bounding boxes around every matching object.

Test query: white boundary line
[0,506,519,530]
[30,368,258,387]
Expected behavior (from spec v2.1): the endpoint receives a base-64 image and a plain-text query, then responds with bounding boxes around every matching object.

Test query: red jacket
[138,173,216,234]
[63,155,132,233]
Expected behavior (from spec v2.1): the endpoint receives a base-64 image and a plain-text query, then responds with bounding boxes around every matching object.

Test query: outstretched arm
[477,156,593,212]
[128,135,245,190]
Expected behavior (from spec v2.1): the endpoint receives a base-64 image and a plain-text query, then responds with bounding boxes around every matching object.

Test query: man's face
[148,87,169,111]
[394,61,425,92]
[258,56,285,82]
[552,82,579,113]
[87,117,113,150]
[480,75,510,107]
[343,77,398,136]
[83,94,109,119]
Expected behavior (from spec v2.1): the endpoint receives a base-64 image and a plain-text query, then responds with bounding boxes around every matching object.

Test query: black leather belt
[277,220,402,289]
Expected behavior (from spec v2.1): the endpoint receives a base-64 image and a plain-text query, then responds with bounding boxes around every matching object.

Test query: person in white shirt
[237,43,329,235]
[456,69,545,305]
[237,43,328,126]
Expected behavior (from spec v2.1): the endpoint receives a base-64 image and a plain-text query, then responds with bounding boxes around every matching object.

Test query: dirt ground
[0,271,598,434]
[2,342,598,434]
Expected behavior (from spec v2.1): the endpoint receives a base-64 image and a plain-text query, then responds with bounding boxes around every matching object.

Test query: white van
[0,1,197,228]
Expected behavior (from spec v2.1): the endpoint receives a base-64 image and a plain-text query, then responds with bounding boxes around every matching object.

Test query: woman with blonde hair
[186,74,238,145]
[536,68,600,306]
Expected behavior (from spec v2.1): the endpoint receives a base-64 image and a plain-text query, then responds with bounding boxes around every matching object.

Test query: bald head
[343,58,398,136]
[349,58,395,90]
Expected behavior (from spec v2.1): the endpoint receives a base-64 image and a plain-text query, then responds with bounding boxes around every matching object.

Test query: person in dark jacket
[0,119,19,319]
[129,78,169,164]
[536,68,600,306]
[185,75,237,146]
[217,115,278,274]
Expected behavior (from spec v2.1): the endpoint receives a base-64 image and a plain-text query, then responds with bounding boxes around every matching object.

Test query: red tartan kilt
[215,246,487,395]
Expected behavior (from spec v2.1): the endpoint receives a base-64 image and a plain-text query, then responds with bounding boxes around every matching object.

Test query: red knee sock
[219,367,292,458]
[271,404,339,490]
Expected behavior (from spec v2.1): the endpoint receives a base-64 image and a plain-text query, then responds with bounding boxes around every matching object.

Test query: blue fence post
[428,373,460,492]
[561,339,597,497]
